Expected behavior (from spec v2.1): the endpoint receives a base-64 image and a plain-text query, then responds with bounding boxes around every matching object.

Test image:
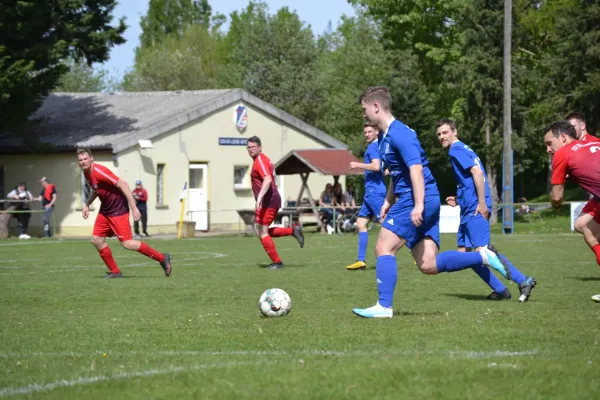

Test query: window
[234,166,250,189]
[156,163,165,206]
[81,172,92,208]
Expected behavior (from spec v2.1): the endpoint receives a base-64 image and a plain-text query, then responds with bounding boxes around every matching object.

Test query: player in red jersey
[566,113,600,237]
[246,136,304,270]
[77,148,172,278]
[544,121,600,266]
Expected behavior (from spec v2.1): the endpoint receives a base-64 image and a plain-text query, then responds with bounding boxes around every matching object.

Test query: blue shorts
[457,214,490,248]
[381,195,440,250]
[358,195,386,219]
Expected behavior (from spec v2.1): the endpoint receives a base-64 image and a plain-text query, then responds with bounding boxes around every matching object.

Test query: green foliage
[54,60,120,93]
[0,0,126,130]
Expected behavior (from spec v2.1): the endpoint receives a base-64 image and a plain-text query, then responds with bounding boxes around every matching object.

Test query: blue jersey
[364,140,387,198]
[448,140,492,216]
[378,120,439,199]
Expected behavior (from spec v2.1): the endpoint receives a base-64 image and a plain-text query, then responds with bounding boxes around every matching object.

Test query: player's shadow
[569,276,600,282]
[257,263,306,268]
[395,310,447,317]
[93,275,164,279]
[444,293,490,301]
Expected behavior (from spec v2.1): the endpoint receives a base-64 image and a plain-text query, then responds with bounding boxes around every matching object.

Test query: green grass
[1,229,600,399]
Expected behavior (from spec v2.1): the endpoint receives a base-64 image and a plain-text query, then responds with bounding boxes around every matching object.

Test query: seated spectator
[319,184,335,227]
[7,182,33,239]
[343,184,357,208]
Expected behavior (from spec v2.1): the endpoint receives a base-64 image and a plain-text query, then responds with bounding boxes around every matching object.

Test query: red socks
[268,227,292,237]
[260,236,282,263]
[138,242,165,263]
[593,244,600,266]
[98,246,120,274]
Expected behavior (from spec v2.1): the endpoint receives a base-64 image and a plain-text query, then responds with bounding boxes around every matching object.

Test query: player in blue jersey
[437,119,536,302]
[345,122,388,270]
[352,86,510,318]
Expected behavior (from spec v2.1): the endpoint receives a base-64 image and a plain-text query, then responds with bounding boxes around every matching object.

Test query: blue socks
[357,232,368,262]
[471,265,507,293]
[436,251,483,273]
[376,255,397,308]
[498,253,526,285]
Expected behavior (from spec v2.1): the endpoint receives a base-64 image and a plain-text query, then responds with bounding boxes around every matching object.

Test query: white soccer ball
[258,288,291,317]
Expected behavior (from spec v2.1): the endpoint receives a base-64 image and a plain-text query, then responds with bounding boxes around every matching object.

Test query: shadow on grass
[257,263,307,268]
[444,293,492,301]
[394,310,448,317]
[569,276,600,282]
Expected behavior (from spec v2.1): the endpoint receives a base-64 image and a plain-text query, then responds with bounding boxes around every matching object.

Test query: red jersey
[551,141,600,199]
[133,188,148,204]
[84,164,129,216]
[581,134,600,143]
[251,153,281,209]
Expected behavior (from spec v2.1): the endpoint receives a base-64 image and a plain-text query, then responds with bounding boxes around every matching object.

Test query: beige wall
[116,102,345,231]
[0,151,115,236]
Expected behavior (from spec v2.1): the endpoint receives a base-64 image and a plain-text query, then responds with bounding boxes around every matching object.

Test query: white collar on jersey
[382,117,395,138]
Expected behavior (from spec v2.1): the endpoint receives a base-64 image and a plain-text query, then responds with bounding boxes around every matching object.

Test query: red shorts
[582,198,599,219]
[255,208,278,226]
[93,213,132,241]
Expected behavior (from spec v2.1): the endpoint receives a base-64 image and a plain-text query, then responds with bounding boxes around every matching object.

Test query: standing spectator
[7,182,33,239]
[35,177,57,237]
[133,180,149,237]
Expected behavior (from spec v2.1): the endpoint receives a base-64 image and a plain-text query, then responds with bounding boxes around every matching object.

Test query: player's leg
[346,200,374,270]
[459,220,510,300]
[141,207,149,236]
[256,208,284,269]
[352,226,405,318]
[591,207,600,266]
[115,214,172,276]
[576,200,600,265]
[267,221,304,248]
[411,199,509,278]
[92,214,122,278]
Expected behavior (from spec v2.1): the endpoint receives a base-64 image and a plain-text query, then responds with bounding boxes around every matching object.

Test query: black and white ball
[258,288,291,317]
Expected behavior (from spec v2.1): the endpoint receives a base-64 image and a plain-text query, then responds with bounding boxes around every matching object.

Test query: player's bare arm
[82,190,98,219]
[551,184,565,210]
[116,179,141,221]
[409,164,425,227]
[255,175,272,210]
[349,159,381,172]
[380,180,395,221]
[470,165,489,218]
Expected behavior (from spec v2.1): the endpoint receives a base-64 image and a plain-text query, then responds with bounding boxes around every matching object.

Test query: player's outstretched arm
[85,190,98,208]
[349,159,381,172]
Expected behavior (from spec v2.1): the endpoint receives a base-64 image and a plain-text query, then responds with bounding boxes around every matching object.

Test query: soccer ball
[258,288,291,317]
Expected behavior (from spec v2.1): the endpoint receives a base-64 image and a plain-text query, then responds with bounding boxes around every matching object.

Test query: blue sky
[103,0,357,78]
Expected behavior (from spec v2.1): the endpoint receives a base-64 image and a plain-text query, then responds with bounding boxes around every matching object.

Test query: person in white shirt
[6,182,34,239]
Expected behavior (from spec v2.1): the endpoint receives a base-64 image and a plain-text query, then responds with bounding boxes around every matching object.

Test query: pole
[177,182,187,239]
[502,0,513,234]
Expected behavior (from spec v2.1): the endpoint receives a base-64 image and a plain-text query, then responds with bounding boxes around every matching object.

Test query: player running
[352,87,509,318]
[437,119,536,302]
[77,148,172,278]
[545,120,600,267]
[345,122,387,271]
[247,136,304,270]
[565,113,600,262]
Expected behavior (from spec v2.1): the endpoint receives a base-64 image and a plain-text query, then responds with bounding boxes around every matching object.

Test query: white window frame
[233,165,251,190]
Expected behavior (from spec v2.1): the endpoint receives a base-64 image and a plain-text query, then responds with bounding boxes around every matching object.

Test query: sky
[102,0,357,78]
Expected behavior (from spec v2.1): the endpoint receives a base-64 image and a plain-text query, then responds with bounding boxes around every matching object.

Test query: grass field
[1,226,600,399]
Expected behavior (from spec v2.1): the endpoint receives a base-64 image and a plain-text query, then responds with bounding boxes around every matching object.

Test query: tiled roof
[275,149,363,176]
[0,89,347,153]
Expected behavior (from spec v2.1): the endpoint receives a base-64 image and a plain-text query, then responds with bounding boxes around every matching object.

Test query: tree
[54,60,120,93]
[218,2,321,124]
[123,25,226,91]
[138,0,215,50]
[0,0,126,130]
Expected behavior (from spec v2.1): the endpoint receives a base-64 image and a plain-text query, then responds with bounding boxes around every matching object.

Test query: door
[188,163,208,231]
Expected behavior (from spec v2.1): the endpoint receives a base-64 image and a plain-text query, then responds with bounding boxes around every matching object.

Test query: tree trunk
[485,117,499,225]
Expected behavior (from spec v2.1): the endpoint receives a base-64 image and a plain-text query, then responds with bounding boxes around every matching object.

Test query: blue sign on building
[219,137,248,146]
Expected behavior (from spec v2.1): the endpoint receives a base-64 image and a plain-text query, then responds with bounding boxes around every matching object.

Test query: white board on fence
[439,205,461,233]
[570,202,587,231]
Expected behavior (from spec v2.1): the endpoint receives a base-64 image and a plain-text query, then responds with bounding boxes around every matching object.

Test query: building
[0,89,349,236]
